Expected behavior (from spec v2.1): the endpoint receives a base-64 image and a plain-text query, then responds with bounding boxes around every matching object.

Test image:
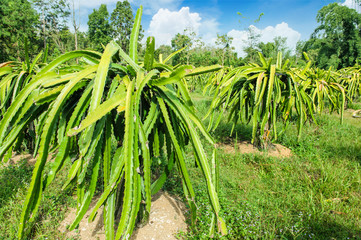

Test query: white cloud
[147,7,201,46]
[227,29,249,57]
[199,18,220,45]
[228,22,301,57]
[261,22,301,47]
[342,0,361,12]
[147,7,219,47]
[147,8,299,58]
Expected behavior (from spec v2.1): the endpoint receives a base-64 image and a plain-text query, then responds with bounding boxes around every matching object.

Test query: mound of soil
[219,141,292,158]
[131,191,187,240]
[59,191,187,240]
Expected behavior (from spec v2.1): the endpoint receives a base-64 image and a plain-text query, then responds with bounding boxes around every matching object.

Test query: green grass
[164,92,361,239]
[0,159,76,239]
[347,96,361,110]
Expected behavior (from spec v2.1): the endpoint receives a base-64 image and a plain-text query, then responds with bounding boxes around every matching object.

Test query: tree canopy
[111,0,134,52]
[304,3,361,69]
[0,0,39,61]
[87,4,113,52]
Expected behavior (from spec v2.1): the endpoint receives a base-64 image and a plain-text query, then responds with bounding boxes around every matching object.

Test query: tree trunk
[72,0,78,51]
[42,8,46,49]
[222,50,225,66]
[72,0,79,63]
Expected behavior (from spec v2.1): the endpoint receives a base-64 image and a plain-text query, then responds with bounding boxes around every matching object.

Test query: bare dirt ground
[59,197,106,240]
[131,191,187,240]
[3,152,57,167]
[4,153,36,166]
[219,141,293,158]
[59,191,187,240]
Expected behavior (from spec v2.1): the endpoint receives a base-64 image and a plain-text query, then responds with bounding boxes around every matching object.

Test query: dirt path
[59,191,187,240]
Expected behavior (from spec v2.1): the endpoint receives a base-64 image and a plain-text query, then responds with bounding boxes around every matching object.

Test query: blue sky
[74,0,357,56]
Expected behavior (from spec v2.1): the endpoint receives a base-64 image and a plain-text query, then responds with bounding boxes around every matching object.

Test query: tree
[171,32,191,65]
[0,0,39,61]
[258,36,291,61]
[215,34,234,66]
[294,40,307,66]
[33,0,71,49]
[273,37,291,57]
[243,26,261,63]
[236,12,263,63]
[190,46,221,67]
[72,0,80,50]
[304,3,361,69]
[154,44,173,62]
[171,29,202,65]
[258,42,275,59]
[88,4,113,51]
[110,1,144,53]
[51,28,77,55]
[171,33,191,50]
[111,1,133,52]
